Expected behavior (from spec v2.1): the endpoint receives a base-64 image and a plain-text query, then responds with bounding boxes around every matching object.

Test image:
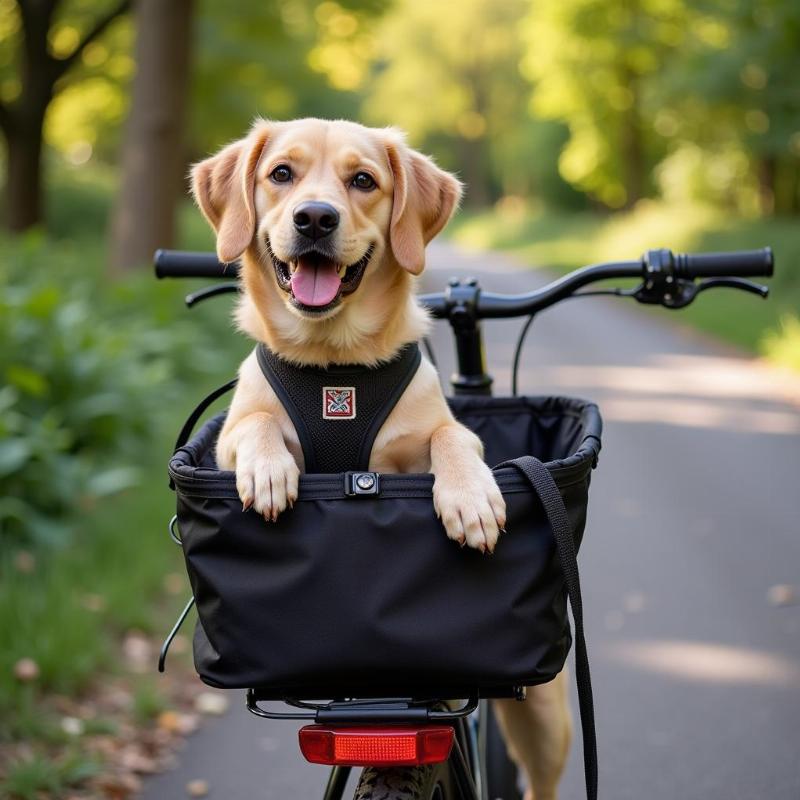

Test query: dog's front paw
[236,450,300,523]
[432,464,506,553]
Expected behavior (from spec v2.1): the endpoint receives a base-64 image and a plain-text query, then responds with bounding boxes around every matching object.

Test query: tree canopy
[1,0,798,230]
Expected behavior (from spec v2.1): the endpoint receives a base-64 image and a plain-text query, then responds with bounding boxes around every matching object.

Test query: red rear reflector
[298,725,454,766]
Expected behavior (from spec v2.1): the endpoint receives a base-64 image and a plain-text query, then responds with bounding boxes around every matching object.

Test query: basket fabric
[168,394,601,799]
[169,394,601,693]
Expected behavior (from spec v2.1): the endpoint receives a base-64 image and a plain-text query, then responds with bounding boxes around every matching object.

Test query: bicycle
[155,245,773,800]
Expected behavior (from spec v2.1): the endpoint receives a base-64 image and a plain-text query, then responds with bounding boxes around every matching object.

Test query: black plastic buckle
[344,471,380,497]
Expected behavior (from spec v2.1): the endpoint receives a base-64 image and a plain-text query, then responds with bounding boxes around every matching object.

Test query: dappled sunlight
[530,353,800,434]
[604,640,800,688]
[599,396,800,434]
[544,354,800,406]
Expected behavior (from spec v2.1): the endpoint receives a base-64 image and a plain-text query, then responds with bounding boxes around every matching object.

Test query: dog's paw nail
[242,500,252,512]
[499,527,507,534]
[477,543,486,554]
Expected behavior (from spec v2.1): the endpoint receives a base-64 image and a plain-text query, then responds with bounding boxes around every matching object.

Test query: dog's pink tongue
[290,256,341,307]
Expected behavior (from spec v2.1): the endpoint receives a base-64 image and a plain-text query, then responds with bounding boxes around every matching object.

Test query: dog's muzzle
[267,240,374,314]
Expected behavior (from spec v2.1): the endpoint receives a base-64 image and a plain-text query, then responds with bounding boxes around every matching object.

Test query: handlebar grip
[154,249,237,279]
[675,247,773,278]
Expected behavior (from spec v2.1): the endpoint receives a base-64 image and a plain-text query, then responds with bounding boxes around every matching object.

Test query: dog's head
[191,119,462,331]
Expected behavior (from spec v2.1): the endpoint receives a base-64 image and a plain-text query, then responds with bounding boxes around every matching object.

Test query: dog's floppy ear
[191,122,271,263]
[384,134,463,275]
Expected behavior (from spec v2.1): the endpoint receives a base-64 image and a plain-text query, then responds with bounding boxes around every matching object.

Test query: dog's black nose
[293,201,340,240]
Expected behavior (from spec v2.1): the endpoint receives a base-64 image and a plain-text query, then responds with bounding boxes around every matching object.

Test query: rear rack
[245,693,492,723]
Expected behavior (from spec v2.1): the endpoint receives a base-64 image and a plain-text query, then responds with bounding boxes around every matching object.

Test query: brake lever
[634,276,769,309]
[693,277,769,298]
[185,282,240,307]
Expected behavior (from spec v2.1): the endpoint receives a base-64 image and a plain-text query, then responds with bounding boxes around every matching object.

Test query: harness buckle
[344,471,380,497]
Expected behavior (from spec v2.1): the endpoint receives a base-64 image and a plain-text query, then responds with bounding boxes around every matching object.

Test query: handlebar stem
[444,278,494,395]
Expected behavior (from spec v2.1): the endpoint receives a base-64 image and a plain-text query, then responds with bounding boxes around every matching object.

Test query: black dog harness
[256,342,422,473]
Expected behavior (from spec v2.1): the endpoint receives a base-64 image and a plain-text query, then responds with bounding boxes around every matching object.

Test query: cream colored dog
[192,118,571,800]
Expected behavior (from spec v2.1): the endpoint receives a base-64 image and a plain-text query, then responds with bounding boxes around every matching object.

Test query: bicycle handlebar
[418,261,643,319]
[153,246,773,318]
[673,248,773,278]
[154,249,235,279]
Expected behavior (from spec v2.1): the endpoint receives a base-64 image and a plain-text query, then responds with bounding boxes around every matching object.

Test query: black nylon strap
[174,378,238,452]
[496,455,598,800]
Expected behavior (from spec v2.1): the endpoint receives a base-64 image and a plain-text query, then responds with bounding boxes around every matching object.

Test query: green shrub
[0,231,233,548]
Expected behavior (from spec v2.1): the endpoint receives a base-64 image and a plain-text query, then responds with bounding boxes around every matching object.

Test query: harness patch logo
[323,387,356,419]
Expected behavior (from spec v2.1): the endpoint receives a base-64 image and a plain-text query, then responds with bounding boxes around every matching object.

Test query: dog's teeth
[338,264,347,278]
[289,261,297,274]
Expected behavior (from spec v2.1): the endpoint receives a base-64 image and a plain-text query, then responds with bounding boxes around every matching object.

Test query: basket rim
[169,394,602,500]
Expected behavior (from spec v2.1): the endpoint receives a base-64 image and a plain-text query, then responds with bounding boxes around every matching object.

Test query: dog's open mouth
[268,242,374,313]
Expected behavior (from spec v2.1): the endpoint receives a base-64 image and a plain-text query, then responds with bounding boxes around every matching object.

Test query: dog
[191,118,571,800]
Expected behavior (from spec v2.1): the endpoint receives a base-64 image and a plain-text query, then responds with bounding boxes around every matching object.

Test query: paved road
[143,242,800,799]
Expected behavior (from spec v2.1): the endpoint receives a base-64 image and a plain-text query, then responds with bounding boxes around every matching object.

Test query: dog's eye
[351,172,376,191]
[270,165,293,183]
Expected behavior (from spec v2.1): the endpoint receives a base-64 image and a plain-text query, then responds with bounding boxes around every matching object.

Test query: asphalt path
[142,242,800,799]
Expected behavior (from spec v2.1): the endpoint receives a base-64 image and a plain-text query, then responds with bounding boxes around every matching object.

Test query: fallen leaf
[157,711,182,733]
[61,716,85,736]
[119,745,159,774]
[157,711,198,735]
[82,594,107,612]
[187,778,209,797]
[97,772,141,799]
[163,572,186,595]
[14,657,40,682]
[13,550,36,574]
[767,584,798,607]
[122,632,152,673]
[194,692,229,716]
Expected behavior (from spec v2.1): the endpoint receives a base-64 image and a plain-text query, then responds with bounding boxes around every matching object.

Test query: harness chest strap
[256,342,422,474]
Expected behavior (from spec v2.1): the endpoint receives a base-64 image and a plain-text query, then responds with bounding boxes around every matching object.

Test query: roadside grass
[1,163,244,796]
[450,200,800,363]
[3,750,101,800]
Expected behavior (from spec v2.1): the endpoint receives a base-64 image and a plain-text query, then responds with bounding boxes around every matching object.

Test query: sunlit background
[1,1,799,797]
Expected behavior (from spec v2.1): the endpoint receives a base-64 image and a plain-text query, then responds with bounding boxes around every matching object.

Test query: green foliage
[0,0,134,162]
[6,0,799,218]
[1,750,100,800]
[362,0,580,206]
[762,315,800,372]
[523,0,684,208]
[132,679,167,723]
[0,220,233,548]
[657,0,800,214]
[522,0,800,212]
[189,0,385,155]
[0,166,245,738]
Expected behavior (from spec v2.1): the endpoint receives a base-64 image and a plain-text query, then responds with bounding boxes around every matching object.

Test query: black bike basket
[165,391,602,799]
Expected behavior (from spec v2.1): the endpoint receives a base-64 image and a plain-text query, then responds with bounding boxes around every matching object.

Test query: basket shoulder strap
[497,455,598,800]
[174,378,238,453]
[168,378,238,490]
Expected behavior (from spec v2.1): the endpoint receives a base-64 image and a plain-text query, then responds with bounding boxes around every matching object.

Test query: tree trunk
[110,0,194,270]
[4,105,47,231]
[757,155,776,215]
[457,137,492,209]
[1,0,130,232]
[620,74,645,209]
[3,0,54,231]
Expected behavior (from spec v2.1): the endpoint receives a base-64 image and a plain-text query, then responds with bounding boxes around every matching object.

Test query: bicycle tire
[353,763,456,800]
